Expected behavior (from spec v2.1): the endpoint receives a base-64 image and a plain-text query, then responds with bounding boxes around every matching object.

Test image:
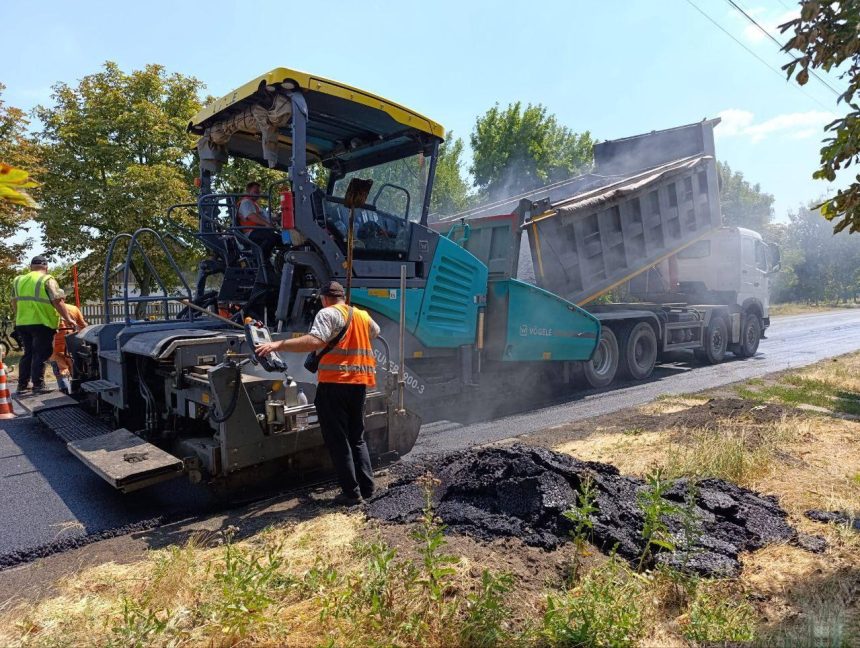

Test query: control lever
[244,321,288,373]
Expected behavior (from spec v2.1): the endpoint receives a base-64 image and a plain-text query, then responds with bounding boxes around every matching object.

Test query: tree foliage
[430,131,471,218]
[0,83,40,265]
[717,161,775,232]
[781,1,860,232]
[33,62,204,291]
[470,102,593,201]
[771,202,860,304]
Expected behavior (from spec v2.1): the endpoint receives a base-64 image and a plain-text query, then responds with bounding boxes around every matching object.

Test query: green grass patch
[681,585,757,644]
[735,375,860,416]
[539,557,645,648]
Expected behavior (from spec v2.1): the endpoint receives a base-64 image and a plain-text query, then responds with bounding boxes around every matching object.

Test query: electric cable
[724,0,842,98]
[683,0,834,111]
[209,365,242,423]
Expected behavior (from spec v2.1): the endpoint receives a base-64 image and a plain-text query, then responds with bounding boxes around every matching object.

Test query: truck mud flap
[67,428,184,493]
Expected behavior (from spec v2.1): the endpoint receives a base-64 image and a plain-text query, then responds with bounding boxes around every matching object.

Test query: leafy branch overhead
[781,1,860,233]
[0,164,37,208]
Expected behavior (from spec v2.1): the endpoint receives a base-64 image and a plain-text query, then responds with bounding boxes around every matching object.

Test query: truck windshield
[331,152,431,223]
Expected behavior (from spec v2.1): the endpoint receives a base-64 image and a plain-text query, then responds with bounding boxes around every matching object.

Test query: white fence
[79,301,185,325]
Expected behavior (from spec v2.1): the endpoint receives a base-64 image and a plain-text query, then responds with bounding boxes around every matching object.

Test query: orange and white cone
[0,358,14,419]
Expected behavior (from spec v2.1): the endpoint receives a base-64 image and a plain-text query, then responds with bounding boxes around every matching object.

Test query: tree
[772,202,860,304]
[33,62,205,299]
[0,85,41,311]
[717,161,775,232]
[430,131,472,218]
[781,2,860,233]
[470,102,594,201]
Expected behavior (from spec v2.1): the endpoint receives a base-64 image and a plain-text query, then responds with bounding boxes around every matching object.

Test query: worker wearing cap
[11,256,77,394]
[48,289,88,394]
[255,281,380,505]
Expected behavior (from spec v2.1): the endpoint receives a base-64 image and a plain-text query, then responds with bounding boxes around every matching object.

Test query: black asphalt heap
[367,444,824,577]
[806,509,860,531]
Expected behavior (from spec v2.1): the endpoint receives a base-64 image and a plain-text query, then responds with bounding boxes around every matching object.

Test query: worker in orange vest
[236,181,280,261]
[255,281,379,505]
[48,289,87,394]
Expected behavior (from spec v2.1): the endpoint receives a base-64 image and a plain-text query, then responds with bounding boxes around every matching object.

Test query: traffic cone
[0,358,15,419]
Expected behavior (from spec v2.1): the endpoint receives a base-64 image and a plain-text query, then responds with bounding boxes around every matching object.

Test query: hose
[136,357,158,432]
[209,364,242,423]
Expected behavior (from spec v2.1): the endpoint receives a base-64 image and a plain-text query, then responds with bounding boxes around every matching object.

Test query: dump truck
[18,68,775,494]
[438,118,780,388]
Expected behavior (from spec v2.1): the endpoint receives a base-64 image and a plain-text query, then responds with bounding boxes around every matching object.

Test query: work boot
[331,492,364,507]
[15,385,30,395]
[32,385,53,395]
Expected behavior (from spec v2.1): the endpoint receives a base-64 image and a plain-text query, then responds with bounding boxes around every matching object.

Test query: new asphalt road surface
[1,310,859,562]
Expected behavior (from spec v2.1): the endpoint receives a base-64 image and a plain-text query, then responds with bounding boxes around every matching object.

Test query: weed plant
[563,475,597,583]
[636,467,680,571]
[540,556,645,647]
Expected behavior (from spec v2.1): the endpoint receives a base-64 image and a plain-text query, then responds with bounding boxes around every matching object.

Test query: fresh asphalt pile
[806,509,860,531]
[368,444,824,577]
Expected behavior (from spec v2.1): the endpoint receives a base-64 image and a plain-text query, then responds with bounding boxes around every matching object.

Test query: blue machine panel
[490,279,600,361]
[415,236,488,347]
[350,287,424,335]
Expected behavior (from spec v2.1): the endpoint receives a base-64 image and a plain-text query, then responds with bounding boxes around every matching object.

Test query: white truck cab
[674,226,776,326]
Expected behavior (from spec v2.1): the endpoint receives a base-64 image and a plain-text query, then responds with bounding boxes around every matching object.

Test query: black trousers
[314,382,374,498]
[248,229,281,261]
[16,324,55,389]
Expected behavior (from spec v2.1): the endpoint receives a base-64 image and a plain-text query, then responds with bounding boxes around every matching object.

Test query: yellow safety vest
[13,271,60,329]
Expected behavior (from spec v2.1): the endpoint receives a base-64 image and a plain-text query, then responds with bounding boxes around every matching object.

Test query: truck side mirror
[767,242,781,274]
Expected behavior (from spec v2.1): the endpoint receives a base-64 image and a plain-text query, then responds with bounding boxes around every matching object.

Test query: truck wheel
[619,321,658,380]
[736,314,762,358]
[695,317,728,365]
[583,326,619,389]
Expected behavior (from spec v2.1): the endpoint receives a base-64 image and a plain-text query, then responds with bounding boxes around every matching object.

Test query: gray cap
[30,255,48,266]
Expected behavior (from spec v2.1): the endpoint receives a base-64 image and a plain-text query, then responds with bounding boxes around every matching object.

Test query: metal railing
[102,228,194,325]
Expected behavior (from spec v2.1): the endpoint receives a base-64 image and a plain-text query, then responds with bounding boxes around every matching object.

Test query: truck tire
[736,313,762,358]
[618,321,658,381]
[694,317,728,365]
[583,326,619,389]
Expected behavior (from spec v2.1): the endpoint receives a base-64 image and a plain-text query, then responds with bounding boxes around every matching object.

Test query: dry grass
[1,513,364,648]
[768,302,860,317]
[638,395,709,416]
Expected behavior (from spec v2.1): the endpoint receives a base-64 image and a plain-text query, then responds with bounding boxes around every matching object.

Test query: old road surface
[1,309,859,563]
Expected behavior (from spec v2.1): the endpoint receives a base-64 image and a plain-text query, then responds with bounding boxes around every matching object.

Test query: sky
[2,0,848,253]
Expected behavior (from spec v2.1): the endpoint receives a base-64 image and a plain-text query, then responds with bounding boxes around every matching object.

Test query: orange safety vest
[236,196,263,234]
[317,303,377,387]
[52,304,86,355]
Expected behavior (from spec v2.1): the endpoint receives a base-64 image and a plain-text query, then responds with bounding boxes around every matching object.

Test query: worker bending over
[11,256,77,395]
[255,281,379,505]
[48,289,87,393]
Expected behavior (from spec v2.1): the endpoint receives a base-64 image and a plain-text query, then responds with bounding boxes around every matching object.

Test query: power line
[683,0,833,111]
[725,0,842,98]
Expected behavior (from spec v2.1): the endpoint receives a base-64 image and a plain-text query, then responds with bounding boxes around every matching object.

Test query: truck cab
[673,226,776,332]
